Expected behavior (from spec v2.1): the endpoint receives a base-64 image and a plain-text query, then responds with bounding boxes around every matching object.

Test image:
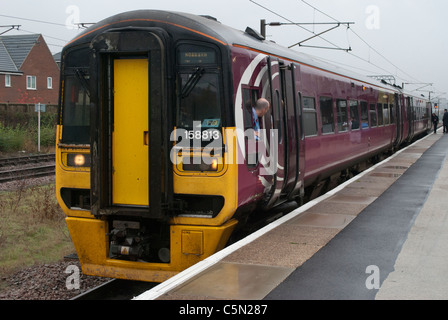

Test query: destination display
[178,46,216,65]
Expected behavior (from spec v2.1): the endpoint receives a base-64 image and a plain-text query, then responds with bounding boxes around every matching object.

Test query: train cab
[56,11,240,282]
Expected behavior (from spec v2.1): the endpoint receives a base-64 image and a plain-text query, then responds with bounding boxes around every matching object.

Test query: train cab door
[112,58,149,206]
[90,30,169,220]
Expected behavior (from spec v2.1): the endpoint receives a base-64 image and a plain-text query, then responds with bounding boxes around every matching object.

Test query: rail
[0,154,55,183]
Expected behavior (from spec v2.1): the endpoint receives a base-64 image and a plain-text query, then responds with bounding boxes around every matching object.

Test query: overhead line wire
[300,0,424,84]
[250,0,401,78]
[0,14,67,27]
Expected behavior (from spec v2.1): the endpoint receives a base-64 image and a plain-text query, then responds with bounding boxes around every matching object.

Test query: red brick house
[0,34,60,105]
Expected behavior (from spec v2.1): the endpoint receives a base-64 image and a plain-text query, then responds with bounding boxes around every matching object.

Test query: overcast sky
[2,0,447,101]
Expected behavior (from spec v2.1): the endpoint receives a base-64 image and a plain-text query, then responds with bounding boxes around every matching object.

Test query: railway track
[0,154,55,183]
[72,279,158,300]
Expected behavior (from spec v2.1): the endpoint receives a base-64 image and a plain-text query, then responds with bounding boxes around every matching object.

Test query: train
[55,10,432,282]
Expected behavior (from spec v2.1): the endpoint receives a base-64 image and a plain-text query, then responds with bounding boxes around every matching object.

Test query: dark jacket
[443,112,448,126]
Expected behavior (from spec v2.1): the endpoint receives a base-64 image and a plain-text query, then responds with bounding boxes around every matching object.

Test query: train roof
[66,9,428,101]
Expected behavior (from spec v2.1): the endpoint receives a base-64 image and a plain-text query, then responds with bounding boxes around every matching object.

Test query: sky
[1,0,447,102]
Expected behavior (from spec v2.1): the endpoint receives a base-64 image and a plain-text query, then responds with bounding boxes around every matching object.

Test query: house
[0,34,60,106]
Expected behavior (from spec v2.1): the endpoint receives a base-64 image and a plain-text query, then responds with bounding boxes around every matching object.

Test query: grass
[0,181,74,279]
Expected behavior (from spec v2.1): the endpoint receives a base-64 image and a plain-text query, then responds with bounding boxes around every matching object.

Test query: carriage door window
[242,88,259,167]
[390,104,395,124]
[273,89,283,142]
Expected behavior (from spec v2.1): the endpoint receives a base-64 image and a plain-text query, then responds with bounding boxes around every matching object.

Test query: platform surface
[136,130,448,300]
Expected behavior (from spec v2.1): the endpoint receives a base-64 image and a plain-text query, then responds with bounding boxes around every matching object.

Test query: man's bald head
[254,98,270,117]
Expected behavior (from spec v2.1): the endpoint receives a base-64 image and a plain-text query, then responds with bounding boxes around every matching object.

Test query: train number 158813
[184,129,220,141]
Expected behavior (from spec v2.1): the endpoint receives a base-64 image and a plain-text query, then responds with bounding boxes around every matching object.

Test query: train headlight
[66,153,91,168]
[211,158,218,171]
[74,155,85,166]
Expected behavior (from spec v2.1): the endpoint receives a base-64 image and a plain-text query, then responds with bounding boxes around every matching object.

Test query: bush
[34,126,56,148]
[0,125,26,152]
[0,111,57,153]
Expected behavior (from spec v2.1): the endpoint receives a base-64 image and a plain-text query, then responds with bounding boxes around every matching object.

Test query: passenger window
[377,103,384,126]
[337,99,349,132]
[350,100,360,130]
[303,97,317,137]
[370,104,377,127]
[383,104,390,125]
[361,101,369,129]
[320,97,334,134]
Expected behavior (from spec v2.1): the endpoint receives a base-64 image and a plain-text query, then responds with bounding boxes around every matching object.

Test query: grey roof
[0,34,40,72]
[0,40,19,73]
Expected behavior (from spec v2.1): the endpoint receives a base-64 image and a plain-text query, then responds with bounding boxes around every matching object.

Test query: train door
[281,63,300,199]
[90,30,168,219]
[408,97,415,141]
[394,93,403,147]
[112,59,149,206]
[263,57,287,208]
[402,96,410,142]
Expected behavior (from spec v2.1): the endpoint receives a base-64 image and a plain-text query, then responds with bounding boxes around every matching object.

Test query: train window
[370,104,377,127]
[177,72,221,129]
[176,43,222,131]
[320,97,334,134]
[242,88,259,167]
[349,100,360,130]
[361,101,369,129]
[303,97,317,137]
[390,104,395,123]
[242,88,259,131]
[61,74,91,144]
[377,103,384,126]
[383,104,390,125]
[274,90,283,142]
[337,100,349,132]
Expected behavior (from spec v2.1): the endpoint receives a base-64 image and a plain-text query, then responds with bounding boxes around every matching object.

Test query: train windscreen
[61,73,91,144]
[176,44,222,131]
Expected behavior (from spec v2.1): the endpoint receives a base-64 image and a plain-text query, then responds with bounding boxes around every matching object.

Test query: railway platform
[136,128,448,300]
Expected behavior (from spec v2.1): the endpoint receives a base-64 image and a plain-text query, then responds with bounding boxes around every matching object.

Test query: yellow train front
[56,11,240,282]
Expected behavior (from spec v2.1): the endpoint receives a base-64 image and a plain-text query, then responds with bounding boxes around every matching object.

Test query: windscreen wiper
[75,68,91,98]
[181,67,205,99]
